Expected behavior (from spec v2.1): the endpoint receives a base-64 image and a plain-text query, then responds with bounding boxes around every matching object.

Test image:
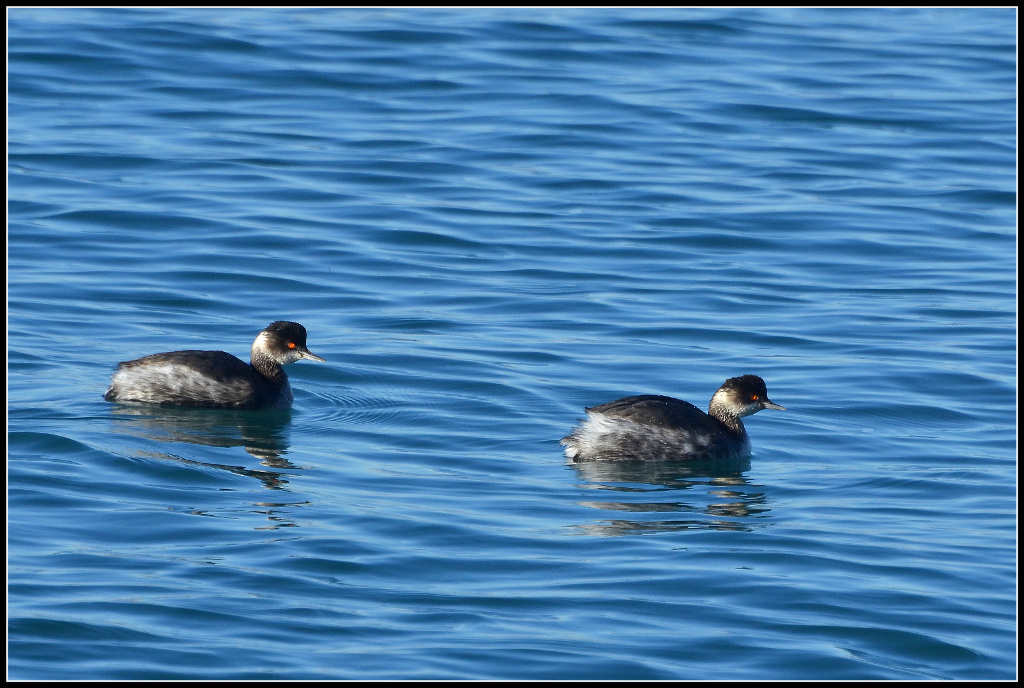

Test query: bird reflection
[109,405,297,490]
[569,455,771,536]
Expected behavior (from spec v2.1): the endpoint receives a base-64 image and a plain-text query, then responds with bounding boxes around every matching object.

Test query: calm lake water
[7,8,1017,680]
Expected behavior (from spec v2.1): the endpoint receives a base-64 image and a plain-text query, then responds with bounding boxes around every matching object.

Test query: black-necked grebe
[104,321,324,410]
[561,375,785,462]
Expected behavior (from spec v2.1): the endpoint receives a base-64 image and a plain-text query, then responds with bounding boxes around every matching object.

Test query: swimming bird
[104,321,324,410]
[561,375,784,461]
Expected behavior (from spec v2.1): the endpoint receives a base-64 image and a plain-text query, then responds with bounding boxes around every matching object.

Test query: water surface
[8,8,1017,680]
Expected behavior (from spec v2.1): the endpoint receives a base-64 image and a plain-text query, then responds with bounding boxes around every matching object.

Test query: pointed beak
[762,399,786,411]
[298,347,325,362]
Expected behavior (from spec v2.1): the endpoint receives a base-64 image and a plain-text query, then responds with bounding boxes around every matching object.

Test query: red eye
[288,342,296,349]
[751,394,759,400]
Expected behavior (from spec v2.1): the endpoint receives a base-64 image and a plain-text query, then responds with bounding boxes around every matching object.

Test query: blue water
[7,8,1017,680]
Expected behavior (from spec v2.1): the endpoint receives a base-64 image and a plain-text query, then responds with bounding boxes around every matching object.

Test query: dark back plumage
[586,395,726,433]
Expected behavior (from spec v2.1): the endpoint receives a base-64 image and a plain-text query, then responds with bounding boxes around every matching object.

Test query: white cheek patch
[254,331,304,365]
[253,331,272,349]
